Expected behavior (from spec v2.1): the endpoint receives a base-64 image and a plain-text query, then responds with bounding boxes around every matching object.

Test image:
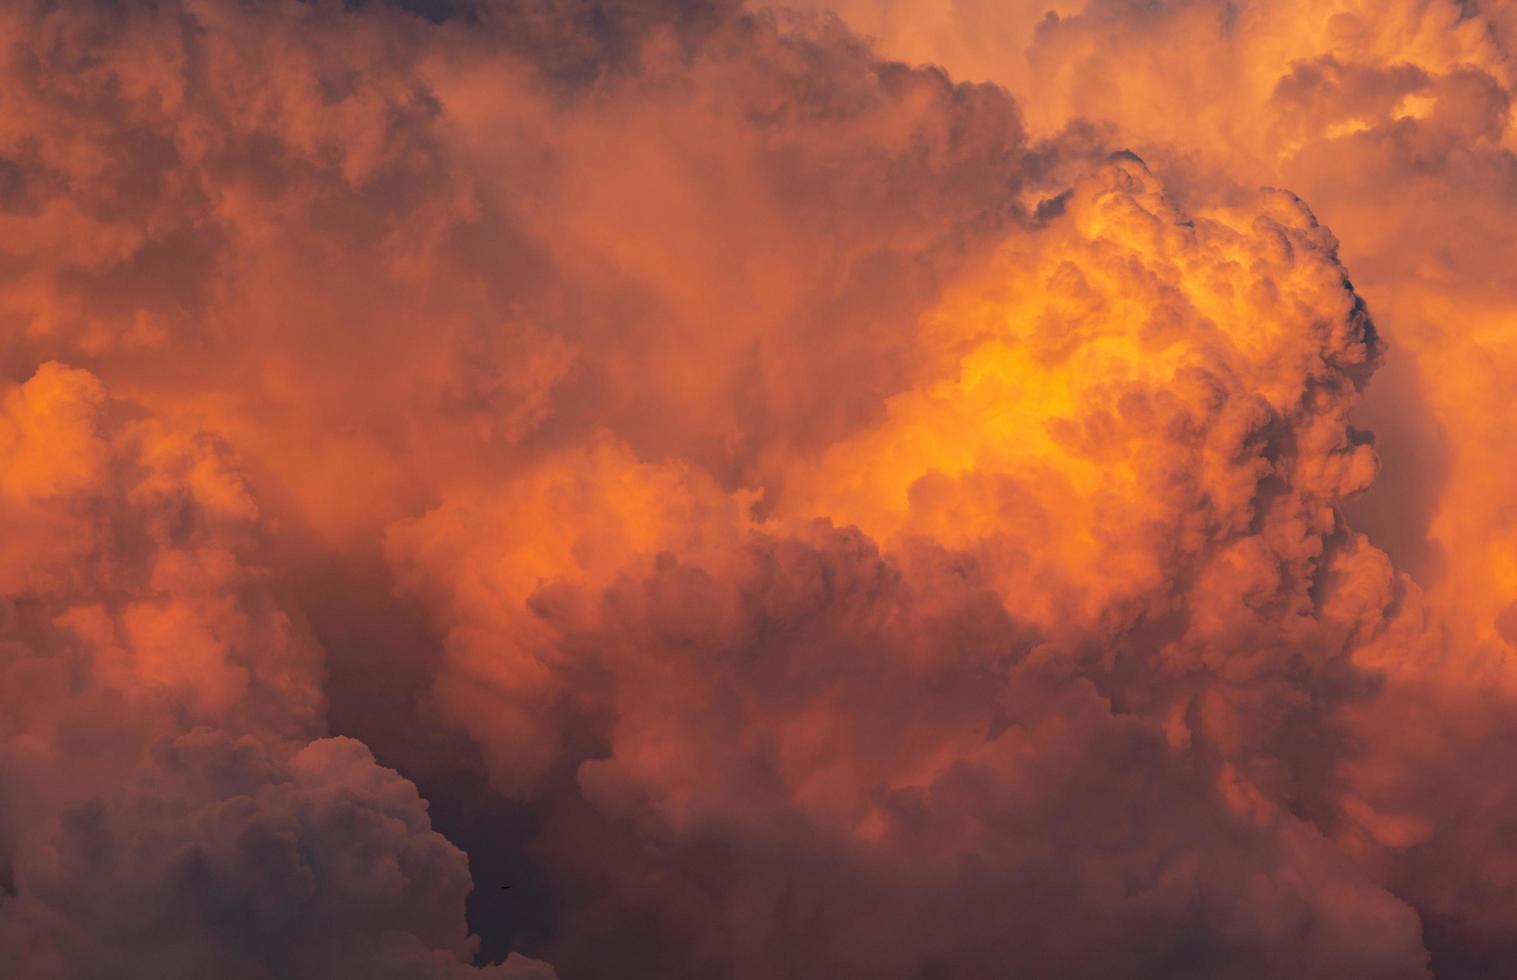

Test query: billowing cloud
[1,0,1515,977]
[392,151,1435,976]
[0,363,553,977]
[743,0,1517,970]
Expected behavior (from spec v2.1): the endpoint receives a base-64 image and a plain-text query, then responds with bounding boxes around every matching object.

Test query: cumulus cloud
[530,524,1426,979]
[0,363,551,977]
[392,153,1432,976]
[1,0,1515,977]
[739,0,1517,969]
[775,0,1517,642]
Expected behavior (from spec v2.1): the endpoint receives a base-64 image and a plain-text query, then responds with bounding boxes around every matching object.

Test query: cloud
[0,0,1514,977]
[0,364,550,979]
[388,152,1432,976]
[738,0,1517,969]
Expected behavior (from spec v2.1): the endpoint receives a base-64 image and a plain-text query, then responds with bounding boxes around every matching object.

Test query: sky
[1,0,1516,977]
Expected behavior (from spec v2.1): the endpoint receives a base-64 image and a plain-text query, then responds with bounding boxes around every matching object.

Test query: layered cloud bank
[1,1,1514,978]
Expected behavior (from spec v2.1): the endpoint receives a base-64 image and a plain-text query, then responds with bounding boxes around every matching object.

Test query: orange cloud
[2,0,1517,977]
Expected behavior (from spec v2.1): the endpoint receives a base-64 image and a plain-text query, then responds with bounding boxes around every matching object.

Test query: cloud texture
[1,0,1515,977]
